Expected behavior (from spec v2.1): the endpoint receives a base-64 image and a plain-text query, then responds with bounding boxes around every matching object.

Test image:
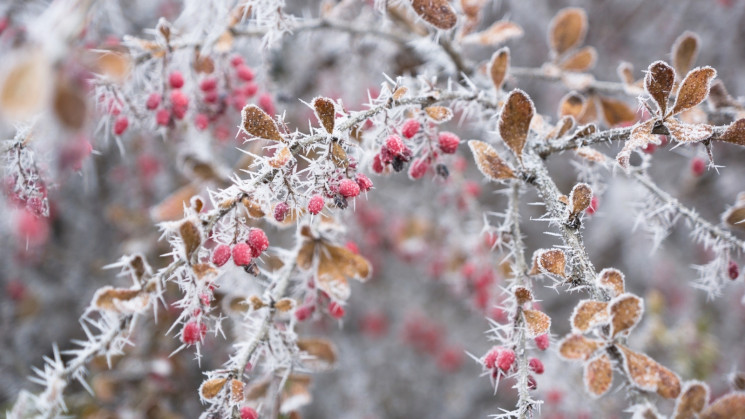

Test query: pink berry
[230,55,244,67]
[401,119,421,139]
[169,71,184,89]
[156,109,171,126]
[181,321,207,345]
[212,244,231,267]
[199,77,217,92]
[484,347,500,369]
[243,82,258,98]
[248,228,269,256]
[258,93,275,116]
[146,93,161,110]
[239,407,258,419]
[328,301,345,319]
[339,179,360,198]
[586,196,599,215]
[113,115,129,135]
[535,334,550,351]
[274,202,289,222]
[232,243,252,266]
[372,154,384,173]
[729,261,740,280]
[236,64,254,82]
[17,210,50,246]
[195,113,209,131]
[170,89,189,109]
[691,157,706,177]
[6,280,26,302]
[384,135,405,155]
[497,348,516,371]
[295,305,314,321]
[308,195,324,215]
[408,157,429,180]
[529,357,545,374]
[438,132,460,154]
[355,173,373,192]
[203,90,219,104]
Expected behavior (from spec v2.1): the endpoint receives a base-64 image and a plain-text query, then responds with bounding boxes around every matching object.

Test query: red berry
[236,64,254,82]
[295,305,314,321]
[437,346,463,372]
[239,407,258,419]
[232,243,252,266]
[170,89,189,109]
[6,280,26,301]
[535,334,550,351]
[729,261,740,280]
[169,71,184,89]
[360,311,388,337]
[345,241,359,254]
[113,115,129,135]
[308,195,324,215]
[274,202,289,222]
[17,210,49,246]
[408,157,429,180]
[586,196,599,215]
[529,357,545,374]
[401,119,421,139]
[195,113,209,131]
[203,90,219,104]
[642,143,657,154]
[384,135,405,155]
[212,244,231,267]
[438,132,460,154]
[248,229,269,256]
[156,109,171,126]
[339,179,361,198]
[372,154,384,173]
[691,157,706,177]
[199,77,217,92]
[328,301,345,319]
[146,93,161,110]
[497,349,515,371]
[181,321,207,345]
[484,347,500,369]
[355,173,373,192]
[230,55,244,67]
[243,82,258,98]
[258,93,275,116]
[464,181,481,197]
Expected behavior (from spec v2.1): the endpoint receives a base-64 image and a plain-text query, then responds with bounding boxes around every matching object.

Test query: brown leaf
[0,51,52,120]
[192,264,217,280]
[672,31,700,78]
[179,221,202,259]
[700,392,745,419]
[558,91,585,119]
[90,50,132,83]
[195,51,215,74]
[664,120,713,143]
[467,140,515,181]
[571,300,610,333]
[599,96,637,127]
[392,86,408,100]
[617,62,635,85]
[499,89,534,162]
[242,196,266,218]
[609,293,643,337]
[241,105,283,142]
[577,94,599,125]
[425,106,453,123]
[558,334,604,360]
[514,286,533,305]
[313,97,336,134]
[575,147,607,163]
[548,115,575,140]
[597,268,625,297]
[724,195,745,231]
[570,183,593,215]
[523,309,551,338]
[200,377,228,400]
[230,379,244,402]
[719,118,745,146]
[529,249,566,277]
[617,344,681,398]
[275,298,295,312]
[584,353,613,397]
[93,287,147,312]
[330,142,349,168]
[560,46,597,72]
[617,119,656,169]
[465,20,523,45]
[670,66,717,116]
[297,338,338,370]
[569,123,598,142]
[548,7,588,56]
[53,78,87,130]
[150,184,199,222]
[489,47,510,91]
[645,61,676,116]
[317,244,371,300]
[411,0,458,30]
[707,80,740,110]
[673,381,709,419]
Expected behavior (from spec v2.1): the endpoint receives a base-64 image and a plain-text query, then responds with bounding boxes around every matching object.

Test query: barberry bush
[3,0,745,418]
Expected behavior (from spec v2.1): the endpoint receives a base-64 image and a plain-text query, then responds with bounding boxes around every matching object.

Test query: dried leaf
[330,142,349,168]
[584,354,613,397]
[645,61,676,116]
[558,334,603,360]
[618,62,635,85]
[53,79,87,130]
[514,286,533,305]
[317,244,371,300]
[548,7,588,56]
[269,145,293,168]
[297,338,338,370]
[411,0,458,30]
[489,47,510,91]
[93,287,147,312]
[672,31,700,78]
[467,140,515,181]
[570,183,593,215]
[664,120,713,143]
[708,80,740,110]
[241,105,283,142]
[617,119,656,169]
[313,97,336,134]
[597,268,625,297]
[425,106,453,123]
[523,309,551,338]
[599,97,636,127]
[499,89,534,162]
[700,392,745,419]
[242,197,266,218]
[192,264,217,280]
[609,293,643,337]
[673,381,709,419]
[670,66,717,116]
[577,94,599,125]
[560,46,597,72]
[392,86,408,100]
[570,123,598,142]
[464,20,523,45]
[571,300,610,333]
[548,115,575,140]
[150,184,199,222]
[558,91,585,119]
[91,50,131,83]
[230,379,244,402]
[575,147,606,163]
[719,118,745,146]
[724,198,745,231]
[179,221,202,259]
[0,51,52,120]
[275,298,295,312]
[195,51,215,74]
[529,249,566,277]
[617,344,681,399]
[200,377,228,400]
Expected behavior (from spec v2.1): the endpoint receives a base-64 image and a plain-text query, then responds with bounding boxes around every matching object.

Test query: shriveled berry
[156,109,171,126]
[339,179,361,198]
[181,320,207,345]
[729,261,740,280]
[169,71,184,89]
[308,195,324,215]
[239,407,258,419]
[355,173,373,192]
[391,156,406,172]
[146,93,161,110]
[328,301,345,319]
[232,243,252,266]
[401,119,421,139]
[212,244,231,267]
[529,357,545,374]
[438,131,460,154]
[497,348,516,371]
[408,158,429,179]
[274,202,289,222]
[535,334,550,351]
[113,115,129,135]
[436,163,449,178]
[248,229,269,256]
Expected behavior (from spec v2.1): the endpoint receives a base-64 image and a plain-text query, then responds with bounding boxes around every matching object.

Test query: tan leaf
[575,147,606,164]
[548,115,575,140]
[499,89,534,162]
[269,145,293,168]
[529,249,566,277]
[569,183,593,215]
[514,286,533,305]
[464,20,523,45]
[0,50,52,120]
[53,79,87,130]
[93,287,148,313]
[489,47,510,91]
[313,97,336,134]
[597,268,625,297]
[467,140,515,181]
[411,0,458,30]
[548,7,588,55]
[577,94,599,125]
[645,61,676,116]
[617,344,681,398]
[617,119,656,169]
[618,61,635,85]
[241,105,283,142]
[571,300,610,333]
[609,293,643,337]
[179,221,202,259]
[599,97,637,127]
[192,264,217,280]
[670,66,717,116]
[560,46,597,72]
[281,376,313,414]
[275,298,295,312]
[150,184,199,222]
[584,353,613,397]
[230,379,244,402]
[296,239,316,271]
[242,196,266,218]
[558,334,604,360]
[719,118,745,146]
[724,198,745,231]
[700,392,745,419]
[392,86,408,100]
[425,106,453,123]
[297,338,338,370]
[200,377,228,400]
[317,244,371,300]
[673,381,709,419]
[523,309,551,338]
[90,50,131,83]
[558,91,585,119]
[195,51,215,74]
[672,31,700,78]
[330,142,349,168]
[664,120,712,143]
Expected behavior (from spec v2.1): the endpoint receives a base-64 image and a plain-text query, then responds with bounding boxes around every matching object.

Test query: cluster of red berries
[483,345,544,388]
[211,228,270,268]
[372,135,413,173]
[181,320,207,345]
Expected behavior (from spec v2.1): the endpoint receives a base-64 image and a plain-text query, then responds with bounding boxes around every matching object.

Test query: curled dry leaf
[467,140,515,181]
[424,106,453,123]
[529,249,566,277]
[558,334,604,361]
[569,183,593,215]
[93,287,149,313]
[558,91,585,119]
[312,97,336,134]
[179,221,202,259]
[609,293,643,337]
[241,105,283,142]
[548,7,588,56]
[723,193,745,230]
[617,344,681,399]
[560,46,597,72]
[53,79,87,130]
[672,31,700,78]
[699,392,745,419]
[617,119,656,169]
[463,20,523,45]
[664,119,713,143]
[522,309,551,338]
[670,66,717,116]
[499,89,534,162]
[297,338,338,370]
[548,115,575,140]
[192,264,217,280]
[719,118,745,146]
[673,381,709,419]
[269,145,293,168]
[575,147,607,164]
[597,268,625,297]
[584,353,613,397]
[645,61,676,116]
[242,197,266,218]
[410,0,458,30]
[489,47,510,91]
[599,97,636,127]
[514,286,533,305]
[200,377,228,400]
[571,300,610,333]
[708,80,740,110]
